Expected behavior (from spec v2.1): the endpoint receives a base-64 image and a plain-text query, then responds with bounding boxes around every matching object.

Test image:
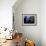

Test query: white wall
[13,0,41,46]
[0,0,16,29]
[41,0,46,46]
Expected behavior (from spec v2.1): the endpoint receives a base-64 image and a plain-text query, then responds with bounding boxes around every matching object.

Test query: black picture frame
[22,14,37,26]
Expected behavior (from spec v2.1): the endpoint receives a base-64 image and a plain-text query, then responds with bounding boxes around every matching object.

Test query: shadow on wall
[10,42,16,46]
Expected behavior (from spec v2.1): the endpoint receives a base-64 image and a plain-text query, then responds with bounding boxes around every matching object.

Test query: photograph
[22,14,37,26]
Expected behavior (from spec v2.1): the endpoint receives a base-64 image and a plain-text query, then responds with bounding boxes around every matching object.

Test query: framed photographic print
[22,14,37,26]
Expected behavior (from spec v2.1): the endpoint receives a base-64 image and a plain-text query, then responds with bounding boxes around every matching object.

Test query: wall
[0,0,16,30]
[41,0,46,46]
[13,0,41,46]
